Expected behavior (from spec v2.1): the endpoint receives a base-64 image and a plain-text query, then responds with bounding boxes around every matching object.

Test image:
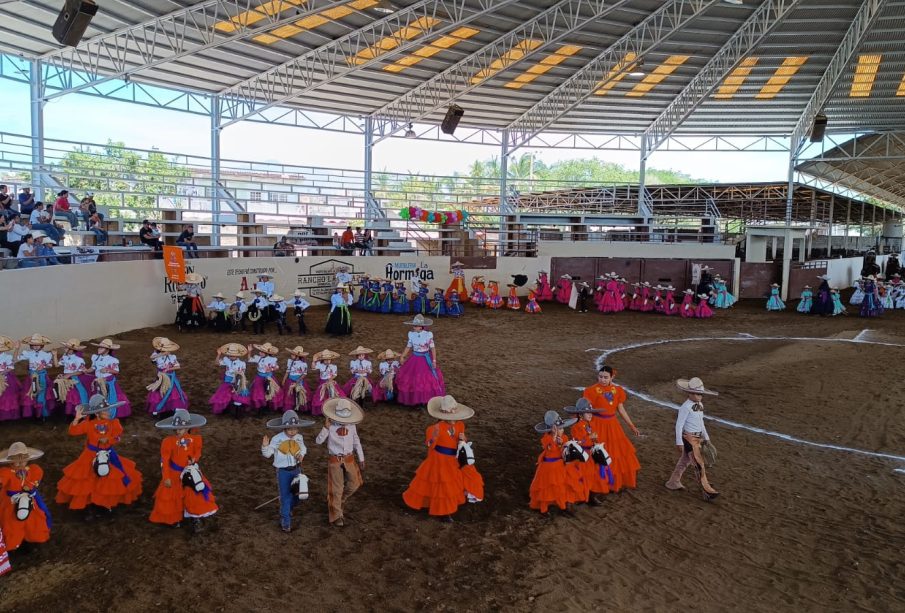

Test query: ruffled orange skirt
[595,417,640,491]
[529,456,570,513]
[55,450,143,510]
[150,477,218,524]
[0,495,51,550]
[403,447,482,516]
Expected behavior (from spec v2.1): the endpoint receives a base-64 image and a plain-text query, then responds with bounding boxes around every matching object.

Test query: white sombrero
[404,314,433,326]
[92,338,121,350]
[184,272,204,284]
[427,395,474,421]
[0,441,44,464]
[676,377,719,396]
[323,398,364,425]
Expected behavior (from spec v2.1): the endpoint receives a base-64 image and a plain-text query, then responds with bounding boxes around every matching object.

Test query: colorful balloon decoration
[399,207,468,224]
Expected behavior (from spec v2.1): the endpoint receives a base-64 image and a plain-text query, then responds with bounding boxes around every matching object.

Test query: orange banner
[163,246,186,284]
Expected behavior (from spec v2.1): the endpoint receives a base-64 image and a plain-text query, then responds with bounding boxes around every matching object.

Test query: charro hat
[683,289,695,295]
[560,274,572,279]
[0,336,14,352]
[336,283,348,289]
[0,442,44,464]
[534,410,577,433]
[42,237,57,246]
[451,261,465,267]
[348,346,373,356]
[253,342,279,356]
[377,349,400,360]
[92,338,121,350]
[258,273,274,279]
[78,394,126,415]
[152,337,179,352]
[219,343,247,358]
[266,409,315,430]
[270,294,285,302]
[323,398,364,425]
[293,290,306,297]
[184,272,204,284]
[285,346,309,357]
[60,338,86,351]
[314,349,340,361]
[155,408,207,430]
[22,334,50,346]
[676,377,719,396]
[235,292,246,298]
[564,397,603,415]
[427,395,475,421]
[404,314,433,326]
[252,288,266,294]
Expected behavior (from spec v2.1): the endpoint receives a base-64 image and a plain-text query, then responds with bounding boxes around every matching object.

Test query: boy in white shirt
[316,398,365,528]
[290,290,310,335]
[668,377,720,500]
[262,410,315,533]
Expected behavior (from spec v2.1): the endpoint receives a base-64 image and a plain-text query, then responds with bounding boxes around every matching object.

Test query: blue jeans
[91,228,108,245]
[177,240,199,258]
[18,258,43,268]
[56,210,79,228]
[276,466,300,528]
[32,223,64,243]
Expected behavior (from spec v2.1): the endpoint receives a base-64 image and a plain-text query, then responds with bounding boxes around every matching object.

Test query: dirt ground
[1,297,904,612]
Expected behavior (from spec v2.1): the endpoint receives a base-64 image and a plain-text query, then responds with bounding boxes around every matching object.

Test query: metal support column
[210,95,222,246]
[499,130,509,252]
[784,148,796,225]
[827,195,834,256]
[639,135,649,218]
[364,116,374,214]
[845,199,851,252]
[29,59,45,197]
[859,201,865,251]
[807,190,816,259]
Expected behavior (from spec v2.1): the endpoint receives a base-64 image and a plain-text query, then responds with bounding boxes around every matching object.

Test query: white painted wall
[825,255,888,288]
[536,240,735,259]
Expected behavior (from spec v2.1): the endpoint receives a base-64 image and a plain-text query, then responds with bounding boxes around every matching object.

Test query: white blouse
[314,362,337,381]
[252,296,270,310]
[153,353,179,371]
[406,330,435,353]
[272,301,287,314]
[291,297,310,310]
[20,349,53,371]
[220,357,246,376]
[249,355,279,374]
[207,299,227,311]
[379,360,400,375]
[349,358,372,377]
[0,352,15,373]
[92,354,120,379]
[231,300,248,314]
[183,283,203,297]
[675,399,710,445]
[60,354,86,375]
[286,359,308,377]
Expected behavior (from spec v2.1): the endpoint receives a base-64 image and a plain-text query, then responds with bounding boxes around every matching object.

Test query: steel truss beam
[797,132,905,163]
[642,0,802,159]
[505,0,718,152]
[218,0,520,128]
[797,171,905,212]
[370,0,622,141]
[38,0,354,101]
[788,0,889,156]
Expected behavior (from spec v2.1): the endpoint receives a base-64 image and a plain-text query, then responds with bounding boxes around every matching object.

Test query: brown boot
[665,453,692,490]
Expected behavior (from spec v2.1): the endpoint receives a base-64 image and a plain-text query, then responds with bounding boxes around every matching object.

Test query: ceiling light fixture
[404,123,417,138]
[722,0,744,5]
[629,60,645,77]
[372,0,398,14]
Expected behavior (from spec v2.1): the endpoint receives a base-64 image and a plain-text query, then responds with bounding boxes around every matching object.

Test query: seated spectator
[139,219,163,250]
[89,213,108,246]
[0,185,14,220]
[16,233,42,268]
[332,232,341,250]
[340,225,354,253]
[1,213,30,254]
[18,187,35,216]
[272,236,293,257]
[353,227,365,251]
[53,190,79,229]
[176,224,198,258]
[28,204,65,245]
[29,202,47,225]
[362,229,374,256]
[38,237,62,265]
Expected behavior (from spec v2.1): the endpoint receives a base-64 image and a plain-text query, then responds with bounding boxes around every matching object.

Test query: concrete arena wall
[826,255,888,288]
[537,240,736,259]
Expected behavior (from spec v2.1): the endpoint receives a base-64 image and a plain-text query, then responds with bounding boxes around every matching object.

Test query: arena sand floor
[1,298,903,612]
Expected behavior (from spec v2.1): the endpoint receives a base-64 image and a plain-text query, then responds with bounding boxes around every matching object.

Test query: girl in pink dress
[278,346,311,414]
[310,350,346,416]
[536,271,554,301]
[395,314,446,407]
[680,289,696,318]
[663,286,679,316]
[653,285,666,314]
[629,283,643,311]
[0,337,22,421]
[593,276,607,310]
[56,339,93,416]
[639,283,655,313]
[343,346,380,405]
[600,274,621,313]
[554,275,573,304]
[695,293,714,319]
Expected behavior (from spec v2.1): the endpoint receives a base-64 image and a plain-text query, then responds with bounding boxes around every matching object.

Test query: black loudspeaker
[440,105,464,135]
[809,113,827,143]
[53,0,98,47]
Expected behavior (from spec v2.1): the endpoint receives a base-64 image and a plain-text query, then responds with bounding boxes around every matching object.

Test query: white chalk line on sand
[582,333,905,468]
[853,329,871,341]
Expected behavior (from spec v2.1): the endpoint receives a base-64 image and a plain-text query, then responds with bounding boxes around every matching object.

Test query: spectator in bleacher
[139,219,163,251]
[0,185,14,220]
[1,213,30,254]
[28,204,65,245]
[176,224,198,258]
[341,225,354,253]
[53,190,80,229]
[16,233,42,268]
[78,197,94,230]
[38,237,62,266]
[18,188,35,216]
[332,232,341,251]
[89,213,108,246]
[361,229,374,256]
[273,236,293,257]
[353,227,365,253]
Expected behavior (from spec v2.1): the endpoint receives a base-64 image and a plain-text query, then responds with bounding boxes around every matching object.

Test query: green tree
[57,141,189,228]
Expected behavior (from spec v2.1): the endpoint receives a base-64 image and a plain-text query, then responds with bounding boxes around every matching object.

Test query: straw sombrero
[253,342,279,356]
[285,346,309,357]
[184,272,204,284]
[252,288,266,294]
[266,410,315,430]
[427,395,474,421]
[212,292,224,299]
[348,346,373,356]
[78,394,126,415]
[377,349,400,360]
[235,292,246,298]
[92,338,121,350]
[152,337,179,352]
[0,336,14,352]
[293,290,306,297]
[22,334,50,346]
[676,377,719,396]
[0,441,44,464]
[534,410,577,433]
[219,343,247,358]
[335,283,348,289]
[270,294,285,302]
[155,408,207,430]
[60,338,86,351]
[323,398,364,425]
[451,261,465,267]
[683,289,695,295]
[404,314,433,326]
[314,349,340,361]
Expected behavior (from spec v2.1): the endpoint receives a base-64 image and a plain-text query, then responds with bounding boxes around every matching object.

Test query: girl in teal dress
[796,286,813,313]
[766,284,786,311]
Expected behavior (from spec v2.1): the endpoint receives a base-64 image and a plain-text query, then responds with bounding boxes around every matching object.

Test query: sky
[0,76,793,182]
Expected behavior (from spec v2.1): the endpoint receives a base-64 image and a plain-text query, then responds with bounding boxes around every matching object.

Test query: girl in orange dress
[446,261,469,301]
[56,395,143,516]
[0,442,51,551]
[567,398,613,505]
[528,410,578,515]
[582,366,640,492]
[150,409,218,533]
[403,395,483,522]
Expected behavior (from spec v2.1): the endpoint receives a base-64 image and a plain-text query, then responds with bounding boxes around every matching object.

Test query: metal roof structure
[0,0,902,152]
